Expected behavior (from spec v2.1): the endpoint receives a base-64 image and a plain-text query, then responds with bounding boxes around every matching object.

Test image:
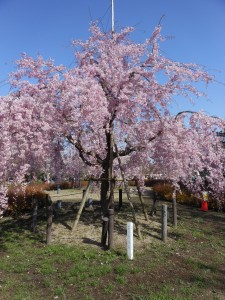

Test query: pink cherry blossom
[0,23,224,217]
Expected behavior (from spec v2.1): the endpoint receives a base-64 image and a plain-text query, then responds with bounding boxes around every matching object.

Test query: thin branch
[158,14,165,26]
[115,128,163,158]
[66,134,103,166]
[175,110,196,120]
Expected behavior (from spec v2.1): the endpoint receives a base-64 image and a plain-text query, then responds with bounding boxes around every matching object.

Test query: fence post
[32,198,38,233]
[57,200,62,209]
[119,189,122,210]
[46,195,53,245]
[101,216,109,248]
[57,184,61,194]
[172,190,177,228]
[162,204,167,242]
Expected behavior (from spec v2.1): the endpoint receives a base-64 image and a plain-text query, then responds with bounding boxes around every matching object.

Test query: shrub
[152,182,173,201]
[128,180,136,187]
[152,182,201,207]
[6,184,47,215]
[30,181,76,191]
[60,181,73,189]
[151,182,225,211]
[80,180,89,188]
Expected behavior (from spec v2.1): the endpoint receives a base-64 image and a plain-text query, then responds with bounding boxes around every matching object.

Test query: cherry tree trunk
[100,131,115,248]
[100,177,110,247]
[100,170,110,216]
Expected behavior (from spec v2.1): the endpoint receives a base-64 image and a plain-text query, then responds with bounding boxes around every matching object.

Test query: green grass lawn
[0,195,225,300]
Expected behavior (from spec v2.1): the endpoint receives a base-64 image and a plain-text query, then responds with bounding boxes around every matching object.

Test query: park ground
[0,188,225,300]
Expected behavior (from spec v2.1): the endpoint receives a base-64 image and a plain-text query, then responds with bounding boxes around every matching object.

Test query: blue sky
[0,0,225,118]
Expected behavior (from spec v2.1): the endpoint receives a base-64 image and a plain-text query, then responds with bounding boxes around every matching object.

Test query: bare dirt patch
[48,187,167,251]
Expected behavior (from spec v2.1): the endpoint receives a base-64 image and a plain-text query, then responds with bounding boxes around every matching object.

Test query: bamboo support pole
[71,181,91,234]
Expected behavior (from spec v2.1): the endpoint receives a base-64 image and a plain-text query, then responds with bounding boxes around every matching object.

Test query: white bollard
[127,222,134,260]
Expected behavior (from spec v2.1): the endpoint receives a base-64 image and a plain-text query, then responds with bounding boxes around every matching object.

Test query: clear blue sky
[0,0,225,118]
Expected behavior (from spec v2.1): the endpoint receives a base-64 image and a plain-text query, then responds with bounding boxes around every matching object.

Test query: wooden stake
[32,198,38,233]
[119,188,122,210]
[46,195,53,245]
[162,204,167,242]
[101,216,109,247]
[172,189,177,228]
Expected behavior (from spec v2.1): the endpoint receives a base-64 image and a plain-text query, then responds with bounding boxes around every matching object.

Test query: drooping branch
[175,110,196,120]
[115,128,163,158]
[66,134,103,167]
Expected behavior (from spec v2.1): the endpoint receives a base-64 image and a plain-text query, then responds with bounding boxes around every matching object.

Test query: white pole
[112,0,114,34]
[127,222,133,260]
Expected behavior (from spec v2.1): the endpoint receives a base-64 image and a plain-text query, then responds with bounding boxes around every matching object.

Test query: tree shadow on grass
[1,197,223,252]
[149,198,225,238]
[0,214,45,251]
[52,200,102,231]
[177,204,225,237]
[140,222,162,240]
[187,263,225,293]
[82,237,103,248]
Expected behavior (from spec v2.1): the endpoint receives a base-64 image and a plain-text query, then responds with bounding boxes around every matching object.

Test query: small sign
[202,191,208,201]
